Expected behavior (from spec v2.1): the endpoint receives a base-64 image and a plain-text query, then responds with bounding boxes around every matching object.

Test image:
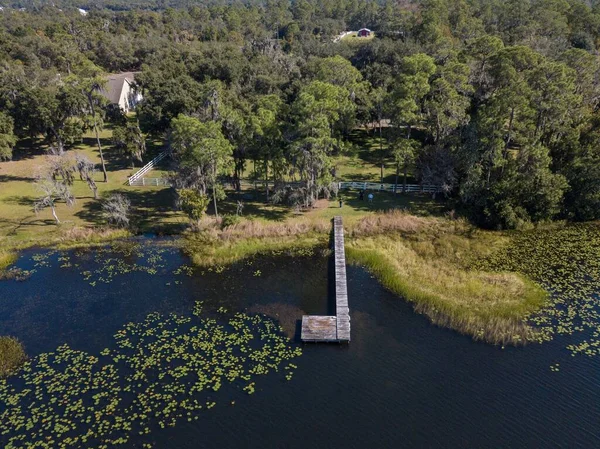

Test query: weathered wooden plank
[300,216,350,342]
[333,216,351,342]
[301,316,338,342]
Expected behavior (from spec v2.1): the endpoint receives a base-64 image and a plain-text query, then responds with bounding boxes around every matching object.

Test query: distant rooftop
[99,72,140,107]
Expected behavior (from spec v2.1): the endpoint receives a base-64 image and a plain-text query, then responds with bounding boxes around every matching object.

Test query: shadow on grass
[0,174,34,183]
[10,138,48,162]
[0,216,57,235]
[2,195,35,207]
[338,190,450,217]
[75,187,186,235]
[213,190,290,221]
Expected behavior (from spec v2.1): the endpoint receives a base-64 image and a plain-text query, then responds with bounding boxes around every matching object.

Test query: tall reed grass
[0,336,26,377]
[0,251,17,271]
[187,210,547,345]
[346,233,546,345]
[184,217,330,266]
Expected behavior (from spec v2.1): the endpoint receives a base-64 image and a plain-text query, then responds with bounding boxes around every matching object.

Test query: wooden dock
[300,216,351,343]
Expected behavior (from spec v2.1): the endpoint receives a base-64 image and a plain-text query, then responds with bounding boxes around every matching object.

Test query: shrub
[0,336,26,377]
[102,194,131,228]
[221,214,241,229]
[178,189,210,222]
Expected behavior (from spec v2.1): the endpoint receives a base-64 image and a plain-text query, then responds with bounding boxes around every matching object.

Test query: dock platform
[300,316,337,342]
[300,216,351,343]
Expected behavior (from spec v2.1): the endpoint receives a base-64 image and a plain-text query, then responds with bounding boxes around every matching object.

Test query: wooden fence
[338,181,439,193]
[127,150,170,186]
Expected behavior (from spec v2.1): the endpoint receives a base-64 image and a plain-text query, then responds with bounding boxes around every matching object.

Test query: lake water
[1,240,599,448]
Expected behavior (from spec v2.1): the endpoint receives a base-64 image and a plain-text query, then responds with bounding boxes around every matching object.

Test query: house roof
[358,28,372,32]
[100,72,138,105]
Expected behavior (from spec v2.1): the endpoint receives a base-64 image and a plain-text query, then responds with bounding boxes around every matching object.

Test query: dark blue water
[1,241,599,448]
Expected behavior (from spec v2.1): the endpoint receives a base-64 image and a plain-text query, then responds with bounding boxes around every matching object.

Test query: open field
[0,129,185,249]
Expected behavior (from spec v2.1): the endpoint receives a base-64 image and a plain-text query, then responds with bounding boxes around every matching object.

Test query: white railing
[338,181,439,193]
[127,172,439,194]
[127,150,170,186]
[129,177,171,187]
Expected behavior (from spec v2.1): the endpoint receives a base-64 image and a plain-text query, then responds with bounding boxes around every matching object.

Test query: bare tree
[102,194,131,228]
[46,153,76,185]
[75,153,98,199]
[33,176,75,224]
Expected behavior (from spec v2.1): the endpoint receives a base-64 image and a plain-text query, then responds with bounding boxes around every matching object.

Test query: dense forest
[1,0,600,228]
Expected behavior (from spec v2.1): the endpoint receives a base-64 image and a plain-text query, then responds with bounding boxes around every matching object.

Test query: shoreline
[0,212,549,347]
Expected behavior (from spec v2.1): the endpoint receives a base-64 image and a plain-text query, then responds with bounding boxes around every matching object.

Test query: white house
[100,72,143,113]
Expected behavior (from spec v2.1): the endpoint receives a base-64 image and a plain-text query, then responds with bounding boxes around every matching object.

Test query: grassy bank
[346,237,545,345]
[183,210,547,345]
[183,218,331,267]
[344,211,546,345]
[0,251,17,270]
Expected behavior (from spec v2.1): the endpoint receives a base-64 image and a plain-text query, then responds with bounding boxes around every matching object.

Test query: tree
[392,138,419,193]
[0,111,16,161]
[424,60,472,144]
[389,54,436,191]
[46,154,76,186]
[178,188,211,224]
[390,54,436,140]
[102,194,131,228]
[249,94,284,201]
[291,81,354,206]
[305,56,370,135]
[33,175,75,225]
[75,153,98,199]
[169,115,233,218]
[371,86,389,183]
[13,82,87,155]
[112,123,147,168]
[79,74,109,183]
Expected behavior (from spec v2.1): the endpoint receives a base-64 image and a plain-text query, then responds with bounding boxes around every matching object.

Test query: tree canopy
[3,0,600,227]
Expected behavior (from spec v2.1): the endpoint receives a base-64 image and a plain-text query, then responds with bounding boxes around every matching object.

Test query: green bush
[178,189,210,222]
[221,214,241,229]
[0,336,26,377]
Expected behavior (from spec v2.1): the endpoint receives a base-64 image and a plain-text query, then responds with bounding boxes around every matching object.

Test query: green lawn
[340,31,376,43]
[334,128,419,184]
[0,125,442,248]
[0,129,184,247]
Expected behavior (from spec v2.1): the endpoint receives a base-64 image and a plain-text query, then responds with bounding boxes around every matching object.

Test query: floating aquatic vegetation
[476,223,600,358]
[31,252,54,268]
[0,268,34,282]
[26,245,197,287]
[193,301,203,317]
[0,310,302,449]
[173,265,194,277]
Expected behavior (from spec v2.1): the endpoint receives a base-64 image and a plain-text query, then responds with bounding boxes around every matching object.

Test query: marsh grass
[346,238,545,345]
[184,218,330,266]
[0,251,19,280]
[0,251,17,271]
[0,336,26,377]
[183,210,546,345]
[346,212,546,345]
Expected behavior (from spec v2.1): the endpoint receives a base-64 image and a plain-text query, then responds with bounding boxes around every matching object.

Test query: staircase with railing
[127,150,170,186]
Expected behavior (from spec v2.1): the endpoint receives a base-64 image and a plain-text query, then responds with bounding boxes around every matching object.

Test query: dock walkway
[301,216,351,343]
